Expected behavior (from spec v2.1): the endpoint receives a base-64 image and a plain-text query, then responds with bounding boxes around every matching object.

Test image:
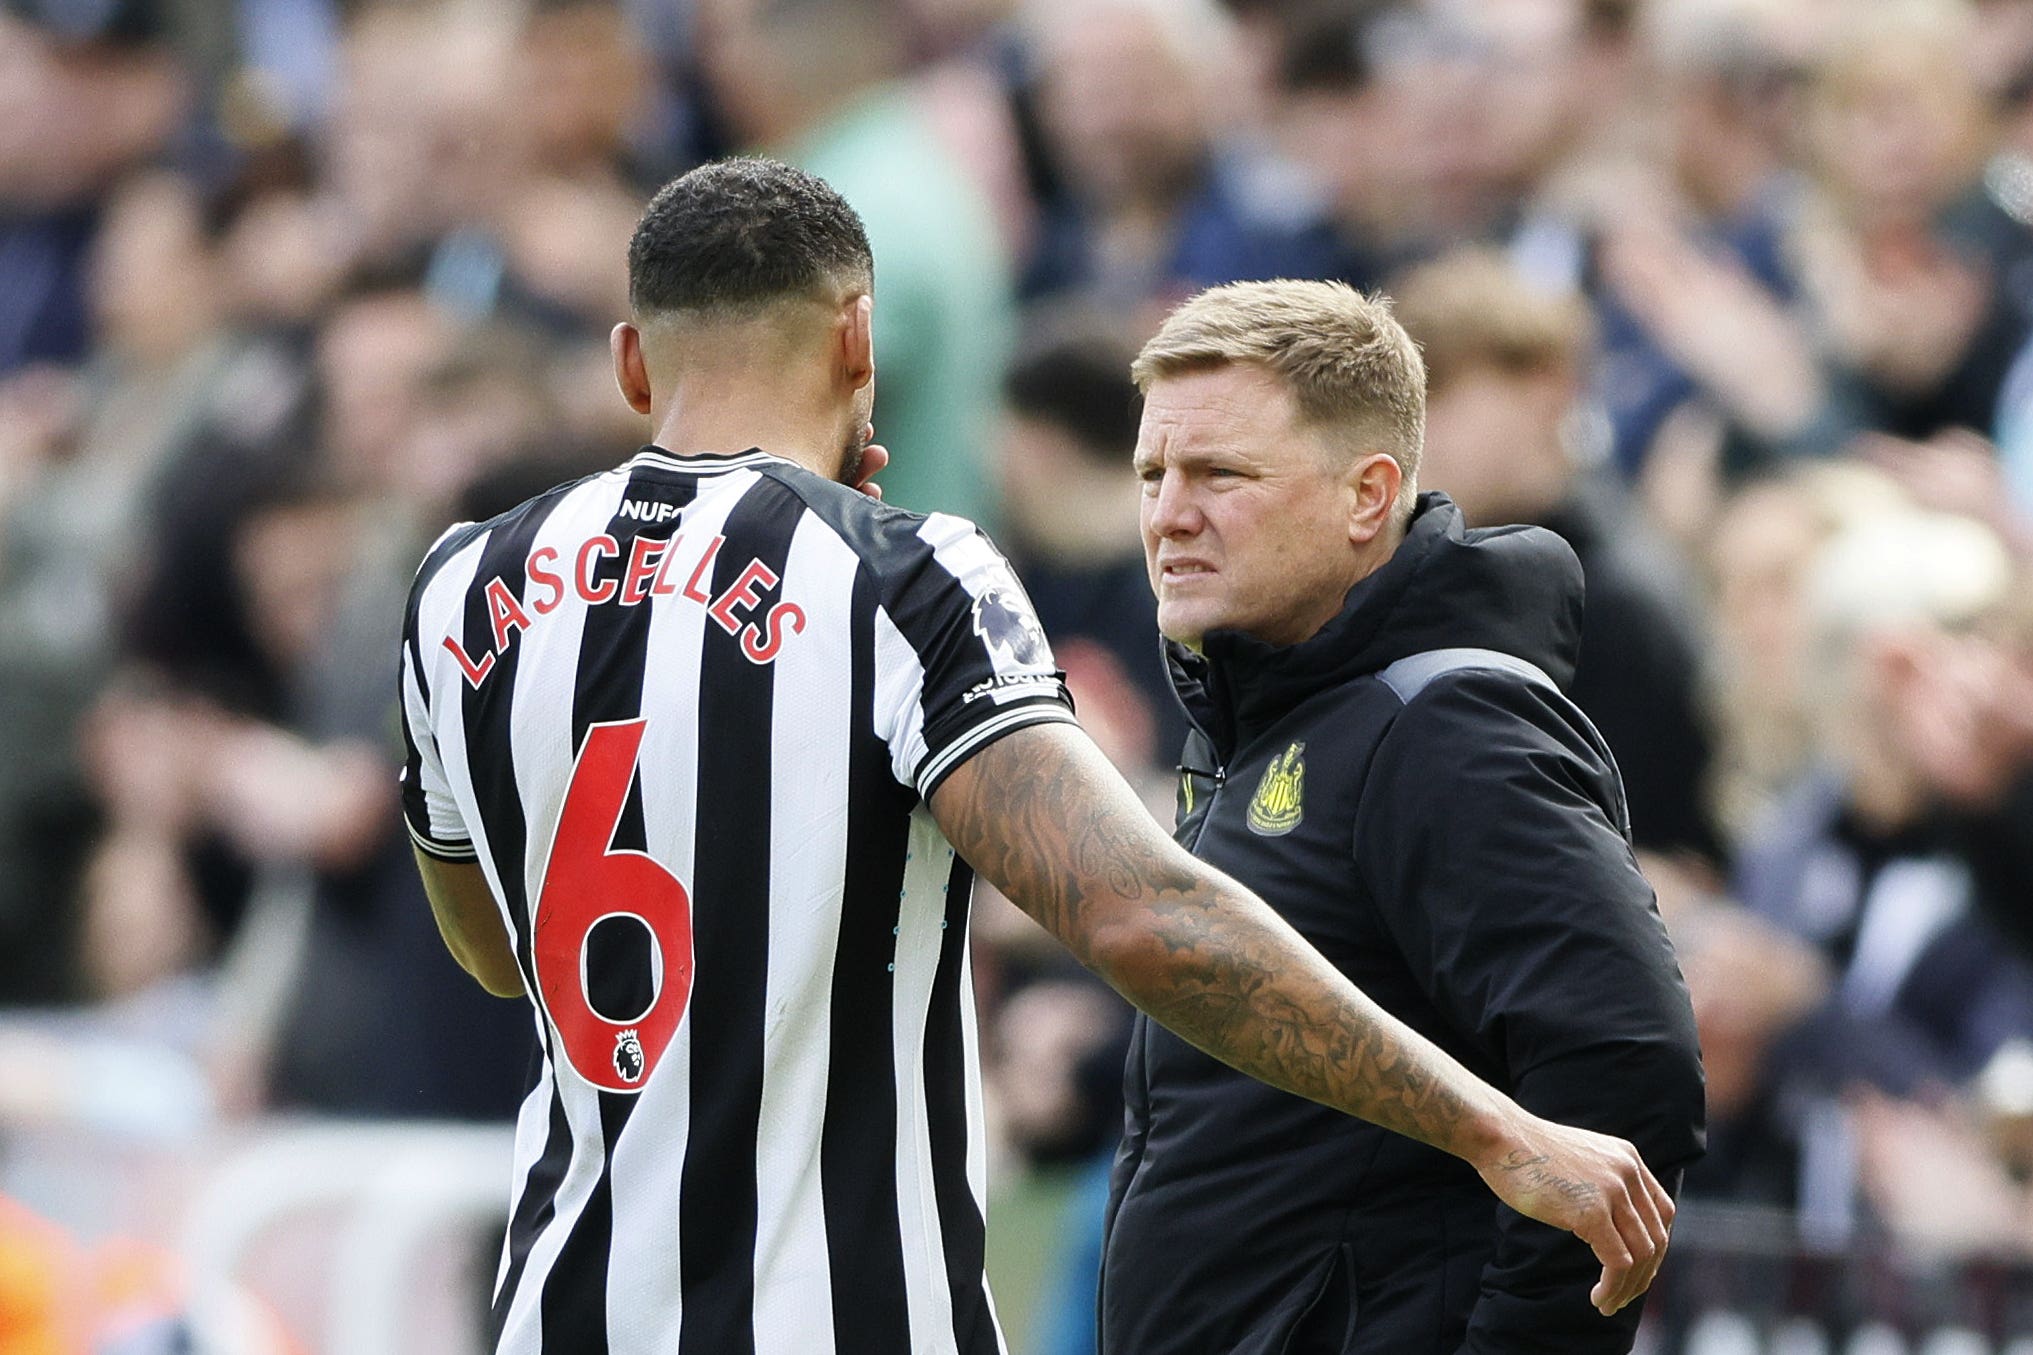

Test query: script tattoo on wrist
[1487,1150,1598,1207]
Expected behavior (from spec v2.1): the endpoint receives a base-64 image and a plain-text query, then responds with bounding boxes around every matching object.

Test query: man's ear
[612,322,653,415]
[1347,451,1403,545]
[840,294,875,393]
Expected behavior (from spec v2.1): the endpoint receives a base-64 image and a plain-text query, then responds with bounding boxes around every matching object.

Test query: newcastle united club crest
[1247,742,1305,836]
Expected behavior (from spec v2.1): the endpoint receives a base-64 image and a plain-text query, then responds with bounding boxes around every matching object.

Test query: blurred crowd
[6,0,2033,1346]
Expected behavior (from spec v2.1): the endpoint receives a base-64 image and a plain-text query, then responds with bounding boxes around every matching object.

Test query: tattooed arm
[929,721,1673,1315]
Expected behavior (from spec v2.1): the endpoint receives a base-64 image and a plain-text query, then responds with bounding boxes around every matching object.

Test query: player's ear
[1346,451,1401,546]
[839,294,874,394]
[612,322,653,415]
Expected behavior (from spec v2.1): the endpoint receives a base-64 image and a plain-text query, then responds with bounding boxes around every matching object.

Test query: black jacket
[1098,495,1705,1355]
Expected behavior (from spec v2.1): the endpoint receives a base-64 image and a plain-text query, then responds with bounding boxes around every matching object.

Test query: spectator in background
[1726,506,2033,1229]
[1268,0,1428,292]
[1393,250,1722,861]
[323,5,636,340]
[81,473,532,1119]
[239,477,531,1121]
[78,275,549,1115]
[1699,466,1892,841]
[0,6,184,375]
[0,169,248,1004]
[319,7,480,282]
[1588,0,1833,479]
[699,0,1013,523]
[1794,0,2032,446]
[71,259,559,1116]
[998,311,1183,753]
[121,276,449,725]
[489,1,647,333]
[1019,0,1340,310]
[0,364,93,1004]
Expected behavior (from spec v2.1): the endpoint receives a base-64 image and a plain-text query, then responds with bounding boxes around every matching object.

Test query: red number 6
[533,718,693,1092]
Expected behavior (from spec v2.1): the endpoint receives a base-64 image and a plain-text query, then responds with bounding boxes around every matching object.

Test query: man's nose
[1146,472,1201,537]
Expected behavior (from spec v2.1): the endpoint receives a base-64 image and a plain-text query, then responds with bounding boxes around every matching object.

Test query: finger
[1609,1190,1662,1315]
[1603,1191,1661,1313]
[1583,1216,1633,1316]
[1603,1192,1651,1312]
[852,442,890,499]
[856,443,890,482]
[1635,1220,1672,1309]
[1627,1159,1669,1256]
[1644,1159,1675,1229]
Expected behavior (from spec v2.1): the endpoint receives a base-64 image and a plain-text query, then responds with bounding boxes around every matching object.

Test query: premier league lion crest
[614,1028,646,1084]
[971,587,1049,667]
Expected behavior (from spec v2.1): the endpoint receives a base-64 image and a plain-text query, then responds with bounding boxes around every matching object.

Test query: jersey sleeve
[871,512,1077,799]
[398,553,477,863]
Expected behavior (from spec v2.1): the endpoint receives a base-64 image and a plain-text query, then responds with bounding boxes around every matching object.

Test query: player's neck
[646,381,846,480]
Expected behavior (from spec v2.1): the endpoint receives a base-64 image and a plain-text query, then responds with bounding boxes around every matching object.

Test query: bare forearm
[934,723,1673,1312]
[413,848,526,998]
[932,724,1510,1165]
[1099,874,1513,1162]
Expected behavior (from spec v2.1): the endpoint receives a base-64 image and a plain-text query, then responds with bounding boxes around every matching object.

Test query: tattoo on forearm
[936,728,1491,1159]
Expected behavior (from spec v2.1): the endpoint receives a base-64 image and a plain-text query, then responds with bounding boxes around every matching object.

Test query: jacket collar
[1165,493,1584,760]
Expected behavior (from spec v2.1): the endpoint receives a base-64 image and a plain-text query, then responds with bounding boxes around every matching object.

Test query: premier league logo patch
[614,1028,646,1084]
[971,587,1049,668]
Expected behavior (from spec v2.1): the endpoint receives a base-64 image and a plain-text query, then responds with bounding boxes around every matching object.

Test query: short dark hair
[1004,314,1143,465]
[627,157,873,316]
[1276,1,1396,95]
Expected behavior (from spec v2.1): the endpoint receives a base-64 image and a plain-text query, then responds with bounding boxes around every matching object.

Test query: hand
[82,690,211,834]
[202,725,392,868]
[1473,1113,1674,1316]
[1883,628,2033,810]
[849,423,889,500]
[1798,220,1988,395]
[1598,221,1824,440]
[1852,1087,2027,1256]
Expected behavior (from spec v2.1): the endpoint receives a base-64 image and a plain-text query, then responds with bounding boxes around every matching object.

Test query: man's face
[1135,364,1363,650]
[1038,7,1205,206]
[1420,363,1572,527]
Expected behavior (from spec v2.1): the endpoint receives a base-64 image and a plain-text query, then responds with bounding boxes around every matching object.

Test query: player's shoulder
[757,461,995,584]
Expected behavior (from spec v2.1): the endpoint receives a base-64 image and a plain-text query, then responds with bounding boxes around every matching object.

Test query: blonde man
[1102,279,1704,1355]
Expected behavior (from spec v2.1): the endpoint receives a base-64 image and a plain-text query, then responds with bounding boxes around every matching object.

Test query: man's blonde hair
[1131,279,1425,518]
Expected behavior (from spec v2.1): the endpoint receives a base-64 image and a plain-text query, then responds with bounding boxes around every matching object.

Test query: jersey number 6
[534,718,693,1093]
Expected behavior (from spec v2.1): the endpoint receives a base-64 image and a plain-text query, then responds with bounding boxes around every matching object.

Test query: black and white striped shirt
[397,446,1076,1355]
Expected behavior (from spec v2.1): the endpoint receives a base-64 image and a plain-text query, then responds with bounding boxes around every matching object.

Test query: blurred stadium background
[3,0,2033,1349]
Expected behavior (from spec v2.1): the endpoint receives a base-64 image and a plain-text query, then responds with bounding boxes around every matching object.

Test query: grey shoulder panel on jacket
[1377,647,1559,704]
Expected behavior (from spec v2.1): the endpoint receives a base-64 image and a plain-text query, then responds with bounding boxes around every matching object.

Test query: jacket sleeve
[1352,670,1706,1354]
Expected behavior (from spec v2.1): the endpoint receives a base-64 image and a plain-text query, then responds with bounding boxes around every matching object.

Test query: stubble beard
[836,422,868,487]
